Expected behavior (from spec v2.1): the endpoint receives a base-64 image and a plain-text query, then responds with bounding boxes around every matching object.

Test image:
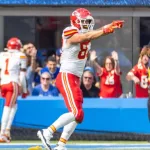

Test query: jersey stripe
[62,73,77,116]
[10,82,18,107]
[64,29,78,36]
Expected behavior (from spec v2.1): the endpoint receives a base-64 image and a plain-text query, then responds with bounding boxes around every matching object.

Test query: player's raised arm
[67,8,124,44]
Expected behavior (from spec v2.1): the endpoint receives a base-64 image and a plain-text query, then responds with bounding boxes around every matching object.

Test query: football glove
[112,20,124,29]
[22,91,29,98]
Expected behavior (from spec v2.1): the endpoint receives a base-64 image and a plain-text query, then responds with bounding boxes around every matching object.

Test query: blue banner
[0,97,150,134]
[0,0,150,6]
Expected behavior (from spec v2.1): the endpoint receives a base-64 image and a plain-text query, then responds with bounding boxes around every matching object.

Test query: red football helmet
[70,8,95,33]
[6,37,22,50]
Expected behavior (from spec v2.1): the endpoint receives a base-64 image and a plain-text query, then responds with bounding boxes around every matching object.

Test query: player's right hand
[112,20,124,29]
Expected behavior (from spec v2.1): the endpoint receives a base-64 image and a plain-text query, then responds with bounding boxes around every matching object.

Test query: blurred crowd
[20,43,150,98]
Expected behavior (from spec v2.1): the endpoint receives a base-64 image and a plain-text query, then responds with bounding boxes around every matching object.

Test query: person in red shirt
[90,50,122,98]
[126,46,150,98]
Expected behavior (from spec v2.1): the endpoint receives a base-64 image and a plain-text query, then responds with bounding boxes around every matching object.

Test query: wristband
[102,27,114,34]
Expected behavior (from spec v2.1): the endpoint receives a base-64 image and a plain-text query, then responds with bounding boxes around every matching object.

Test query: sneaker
[53,144,67,150]
[5,134,11,142]
[0,134,10,143]
[5,130,11,141]
[37,129,53,150]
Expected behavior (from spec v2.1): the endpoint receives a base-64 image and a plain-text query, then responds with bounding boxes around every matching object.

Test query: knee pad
[75,108,84,123]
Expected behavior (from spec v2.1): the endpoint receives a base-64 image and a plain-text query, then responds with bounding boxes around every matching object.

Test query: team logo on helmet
[70,8,95,33]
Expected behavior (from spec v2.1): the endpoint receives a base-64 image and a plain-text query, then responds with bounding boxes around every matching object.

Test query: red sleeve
[130,65,138,76]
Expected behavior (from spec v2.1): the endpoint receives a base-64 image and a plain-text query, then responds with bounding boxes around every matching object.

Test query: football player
[37,8,124,150]
[0,37,28,142]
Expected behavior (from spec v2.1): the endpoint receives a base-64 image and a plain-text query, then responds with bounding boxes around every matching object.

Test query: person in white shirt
[0,37,27,142]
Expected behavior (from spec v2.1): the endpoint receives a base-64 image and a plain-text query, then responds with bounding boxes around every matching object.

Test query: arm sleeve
[129,65,137,76]
[63,26,78,39]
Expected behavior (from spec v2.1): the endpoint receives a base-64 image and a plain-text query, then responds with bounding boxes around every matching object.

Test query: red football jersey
[130,63,148,98]
[99,68,122,98]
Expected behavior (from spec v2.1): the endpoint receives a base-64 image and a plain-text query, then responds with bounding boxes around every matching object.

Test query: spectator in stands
[22,43,42,94]
[80,66,99,97]
[126,45,150,98]
[56,48,62,67]
[22,43,37,71]
[32,71,59,96]
[90,50,122,98]
[138,45,150,67]
[40,56,60,86]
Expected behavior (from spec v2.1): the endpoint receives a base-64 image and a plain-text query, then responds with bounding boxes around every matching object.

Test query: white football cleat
[0,134,10,143]
[37,129,53,150]
[53,144,67,150]
[5,129,11,141]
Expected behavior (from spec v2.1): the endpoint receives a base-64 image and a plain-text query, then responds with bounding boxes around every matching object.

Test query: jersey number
[5,58,9,75]
[140,75,148,89]
[105,75,114,85]
[78,42,90,59]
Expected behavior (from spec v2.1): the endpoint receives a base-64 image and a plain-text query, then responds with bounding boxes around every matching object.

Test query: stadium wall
[0,97,149,134]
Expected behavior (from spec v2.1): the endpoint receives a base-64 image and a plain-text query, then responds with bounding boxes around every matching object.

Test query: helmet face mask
[71,8,95,33]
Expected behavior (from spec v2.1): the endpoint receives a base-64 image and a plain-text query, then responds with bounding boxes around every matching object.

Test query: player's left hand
[112,20,124,29]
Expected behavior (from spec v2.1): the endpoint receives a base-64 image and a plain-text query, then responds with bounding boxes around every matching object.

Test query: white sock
[6,104,17,130]
[58,121,78,146]
[48,112,75,133]
[1,106,11,135]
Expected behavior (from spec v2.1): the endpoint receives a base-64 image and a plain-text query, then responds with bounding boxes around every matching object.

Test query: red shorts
[56,72,84,123]
[1,82,19,107]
